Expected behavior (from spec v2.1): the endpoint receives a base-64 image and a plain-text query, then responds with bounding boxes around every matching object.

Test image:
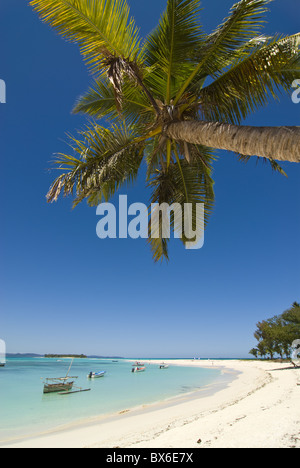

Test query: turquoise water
[0,358,222,443]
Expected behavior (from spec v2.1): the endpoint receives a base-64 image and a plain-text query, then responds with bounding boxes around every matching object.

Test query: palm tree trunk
[165,121,300,163]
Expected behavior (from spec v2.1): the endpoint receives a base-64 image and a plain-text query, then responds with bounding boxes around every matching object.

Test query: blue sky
[0,0,299,358]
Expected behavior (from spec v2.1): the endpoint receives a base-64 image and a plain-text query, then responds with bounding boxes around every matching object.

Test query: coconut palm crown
[30,0,300,261]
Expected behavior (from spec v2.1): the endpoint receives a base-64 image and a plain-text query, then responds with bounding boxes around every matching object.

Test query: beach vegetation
[30,0,300,261]
[250,302,300,361]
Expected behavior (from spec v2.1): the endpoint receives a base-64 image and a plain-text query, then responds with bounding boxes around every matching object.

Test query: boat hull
[88,372,106,379]
[132,367,146,373]
[43,382,74,394]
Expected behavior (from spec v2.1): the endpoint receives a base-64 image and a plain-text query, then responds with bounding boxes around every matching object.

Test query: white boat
[132,366,146,373]
[88,371,106,379]
[159,363,169,369]
[132,361,145,367]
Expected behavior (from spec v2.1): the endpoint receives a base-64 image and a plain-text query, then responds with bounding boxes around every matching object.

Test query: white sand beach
[3,359,299,449]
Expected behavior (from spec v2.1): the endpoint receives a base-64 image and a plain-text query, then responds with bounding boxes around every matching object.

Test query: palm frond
[174,0,272,104]
[237,154,288,177]
[73,77,118,120]
[30,0,141,75]
[201,0,272,71]
[47,122,145,207]
[147,144,216,261]
[73,75,154,126]
[144,0,204,103]
[198,33,300,124]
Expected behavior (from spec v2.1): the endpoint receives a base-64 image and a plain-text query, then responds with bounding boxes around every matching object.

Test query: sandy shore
[2,359,299,449]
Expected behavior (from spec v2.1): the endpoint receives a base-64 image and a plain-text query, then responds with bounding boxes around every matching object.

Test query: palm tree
[30,0,300,260]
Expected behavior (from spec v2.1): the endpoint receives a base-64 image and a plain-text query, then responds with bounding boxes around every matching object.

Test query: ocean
[0,357,225,444]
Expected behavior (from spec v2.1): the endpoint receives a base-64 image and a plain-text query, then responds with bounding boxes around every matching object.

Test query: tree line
[250,302,300,361]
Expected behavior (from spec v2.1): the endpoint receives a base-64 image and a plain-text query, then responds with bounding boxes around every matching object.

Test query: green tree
[249,348,258,359]
[257,341,267,360]
[251,303,300,359]
[254,320,275,358]
[281,303,300,359]
[282,303,300,327]
[30,0,300,260]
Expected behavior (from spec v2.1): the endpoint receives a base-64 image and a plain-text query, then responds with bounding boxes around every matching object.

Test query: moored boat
[43,379,75,394]
[132,366,146,373]
[43,358,78,394]
[88,371,106,379]
[159,363,169,369]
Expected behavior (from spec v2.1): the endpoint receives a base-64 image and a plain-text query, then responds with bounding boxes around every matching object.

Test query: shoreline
[2,359,299,448]
[0,360,236,447]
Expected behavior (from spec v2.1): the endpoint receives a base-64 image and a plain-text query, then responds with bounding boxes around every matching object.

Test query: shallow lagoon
[0,358,223,443]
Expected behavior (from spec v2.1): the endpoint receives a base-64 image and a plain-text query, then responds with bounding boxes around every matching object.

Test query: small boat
[88,371,106,379]
[43,379,75,394]
[132,361,145,367]
[43,359,77,394]
[0,363,5,368]
[132,366,146,373]
[159,363,169,369]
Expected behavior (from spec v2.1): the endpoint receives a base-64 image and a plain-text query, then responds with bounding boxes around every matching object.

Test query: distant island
[6,353,124,359]
[45,354,87,359]
[6,353,43,358]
